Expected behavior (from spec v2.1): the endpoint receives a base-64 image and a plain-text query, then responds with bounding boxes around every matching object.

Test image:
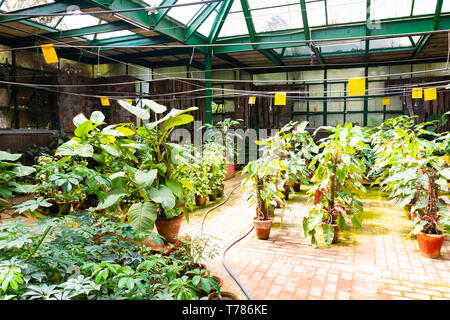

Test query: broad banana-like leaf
[141,99,167,114]
[118,100,150,120]
[128,202,157,233]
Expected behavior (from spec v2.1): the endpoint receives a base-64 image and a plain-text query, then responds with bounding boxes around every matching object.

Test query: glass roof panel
[327,0,366,24]
[251,4,303,33]
[370,37,413,50]
[443,0,450,12]
[319,40,365,54]
[306,0,327,27]
[218,1,247,38]
[412,0,437,16]
[0,0,55,11]
[283,45,313,57]
[141,0,164,5]
[197,9,219,36]
[95,30,136,40]
[248,0,299,9]
[57,15,105,31]
[166,0,206,25]
[371,0,413,20]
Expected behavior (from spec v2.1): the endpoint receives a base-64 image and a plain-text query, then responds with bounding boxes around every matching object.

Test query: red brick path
[179,175,450,300]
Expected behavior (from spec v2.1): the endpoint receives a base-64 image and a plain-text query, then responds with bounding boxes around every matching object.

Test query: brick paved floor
[179,174,450,300]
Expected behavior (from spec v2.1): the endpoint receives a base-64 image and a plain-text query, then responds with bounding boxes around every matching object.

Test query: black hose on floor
[199,182,254,300]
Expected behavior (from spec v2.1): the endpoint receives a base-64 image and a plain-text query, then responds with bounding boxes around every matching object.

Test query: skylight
[327,0,366,24]
[218,1,247,38]
[166,0,206,25]
[370,37,413,50]
[370,0,413,20]
[251,4,303,33]
[95,30,135,40]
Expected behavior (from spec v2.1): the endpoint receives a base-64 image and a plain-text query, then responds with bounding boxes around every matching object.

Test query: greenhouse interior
[0,0,449,303]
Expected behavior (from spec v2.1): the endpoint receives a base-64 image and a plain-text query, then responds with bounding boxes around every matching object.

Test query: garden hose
[199,182,254,300]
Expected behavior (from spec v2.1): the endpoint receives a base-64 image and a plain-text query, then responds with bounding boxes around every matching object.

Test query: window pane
[327,0,366,24]
[252,5,303,33]
[371,0,413,20]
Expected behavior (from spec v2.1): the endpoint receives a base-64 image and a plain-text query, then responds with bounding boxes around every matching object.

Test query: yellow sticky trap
[412,88,423,99]
[41,44,59,64]
[274,92,286,105]
[125,99,133,105]
[100,97,110,106]
[248,96,256,105]
[348,78,365,96]
[424,88,437,101]
[382,97,390,105]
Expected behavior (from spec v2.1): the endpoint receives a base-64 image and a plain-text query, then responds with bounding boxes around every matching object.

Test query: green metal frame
[184,1,220,41]
[412,0,444,58]
[300,0,324,66]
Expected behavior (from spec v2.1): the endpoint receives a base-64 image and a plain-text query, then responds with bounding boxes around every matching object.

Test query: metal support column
[205,48,213,124]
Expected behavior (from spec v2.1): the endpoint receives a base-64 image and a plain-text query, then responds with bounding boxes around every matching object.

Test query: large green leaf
[134,169,157,188]
[128,202,157,233]
[74,143,94,157]
[11,165,35,177]
[74,120,93,138]
[141,99,167,114]
[149,185,176,210]
[0,151,22,162]
[95,177,126,210]
[90,111,105,124]
[165,179,182,198]
[118,100,150,120]
[100,144,120,157]
[440,168,450,180]
[73,113,88,127]
[322,224,335,245]
[163,114,194,130]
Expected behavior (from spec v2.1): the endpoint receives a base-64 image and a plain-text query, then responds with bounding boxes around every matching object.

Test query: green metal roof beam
[299,0,324,66]
[213,15,450,54]
[86,0,208,52]
[365,0,371,61]
[412,0,443,58]
[185,2,220,41]
[0,2,91,23]
[240,0,256,45]
[150,0,177,26]
[260,49,284,66]
[17,21,131,44]
[209,0,233,44]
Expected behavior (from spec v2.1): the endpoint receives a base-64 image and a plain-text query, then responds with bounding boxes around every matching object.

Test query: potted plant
[202,118,243,180]
[203,142,227,201]
[241,156,287,240]
[303,123,367,247]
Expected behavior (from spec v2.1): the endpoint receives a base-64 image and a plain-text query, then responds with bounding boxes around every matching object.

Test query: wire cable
[198,182,254,300]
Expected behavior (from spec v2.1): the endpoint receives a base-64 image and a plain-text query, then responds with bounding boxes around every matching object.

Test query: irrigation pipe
[199,182,254,300]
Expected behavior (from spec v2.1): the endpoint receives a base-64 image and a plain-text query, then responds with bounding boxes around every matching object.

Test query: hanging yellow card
[125,99,133,105]
[274,92,286,105]
[382,97,390,105]
[100,97,110,106]
[348,78,365,96]
[424,88,437,101]
[40,44,59,64]
[248,96,256,105]
[412,88,422,99]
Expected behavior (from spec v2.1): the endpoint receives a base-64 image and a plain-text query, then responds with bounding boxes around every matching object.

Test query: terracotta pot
[155,213,185,244]
[209,189,218,201]
[195,195,207,206]
[417,232,446,258]
[331,224,339,244]
[208,291,238,300]
[293,182,301,193]
[253,218,272,240]
[225,155,235,180]
[217,184,225,197]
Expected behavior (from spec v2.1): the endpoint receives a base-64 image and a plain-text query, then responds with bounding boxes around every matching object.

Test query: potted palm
[303,123,367,247]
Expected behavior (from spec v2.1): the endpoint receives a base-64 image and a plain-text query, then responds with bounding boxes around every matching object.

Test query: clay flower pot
[195,195,207,206]
[198,275,223,293]
[208,189,218,201]
[217,184,225,197]
[208,291,238,300]
[253,218,272,240]
[417,232,446,258]
[155,212,185,244]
